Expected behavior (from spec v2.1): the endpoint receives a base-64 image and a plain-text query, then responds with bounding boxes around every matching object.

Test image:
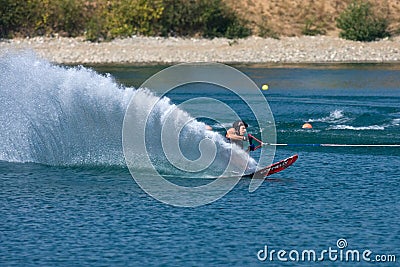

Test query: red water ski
[244,154,298,179]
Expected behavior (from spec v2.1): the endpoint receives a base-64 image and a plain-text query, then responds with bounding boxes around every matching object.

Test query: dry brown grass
[223,0,400,37]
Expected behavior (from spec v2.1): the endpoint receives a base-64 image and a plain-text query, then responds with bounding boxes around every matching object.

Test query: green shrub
[202,1,251,38]
[0,0,89,38]
[158,0,200,36]
[257,22,279,39]
[30,0,88,37]
[104,0,163,39]
[159,0,251,39]
[0,0,39,38]
[49,0,87,37]
[336,0,390,42]
[302,17,326,36]
[0,0,18,38]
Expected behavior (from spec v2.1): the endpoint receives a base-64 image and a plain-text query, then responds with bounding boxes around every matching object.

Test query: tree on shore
[336,0,390,42]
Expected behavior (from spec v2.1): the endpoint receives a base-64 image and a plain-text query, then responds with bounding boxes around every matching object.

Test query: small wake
[306,110,399,131]
[392,118,400,126]
[329,118,399,131]
[307,109,349,123]
[329,125,385,131]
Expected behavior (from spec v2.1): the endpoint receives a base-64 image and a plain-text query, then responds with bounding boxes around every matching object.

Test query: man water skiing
[226,120,256,152]
[226,120,298,177]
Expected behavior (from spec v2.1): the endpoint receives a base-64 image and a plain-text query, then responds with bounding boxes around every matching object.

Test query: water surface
[1,56,399,266]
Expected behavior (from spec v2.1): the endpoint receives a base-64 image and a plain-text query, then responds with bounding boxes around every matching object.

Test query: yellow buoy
[261,84,269,90]
[302,123,313,129]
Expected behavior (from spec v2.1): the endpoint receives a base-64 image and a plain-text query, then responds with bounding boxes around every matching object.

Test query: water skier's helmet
[233,120,248,134]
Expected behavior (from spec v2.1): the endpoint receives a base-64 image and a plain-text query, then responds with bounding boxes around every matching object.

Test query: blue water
[1,54,399,266]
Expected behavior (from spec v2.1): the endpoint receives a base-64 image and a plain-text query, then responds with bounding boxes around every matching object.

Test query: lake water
[1,54,399,266]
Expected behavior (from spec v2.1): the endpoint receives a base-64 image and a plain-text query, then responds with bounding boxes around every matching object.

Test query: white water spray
[0,52,256,175]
